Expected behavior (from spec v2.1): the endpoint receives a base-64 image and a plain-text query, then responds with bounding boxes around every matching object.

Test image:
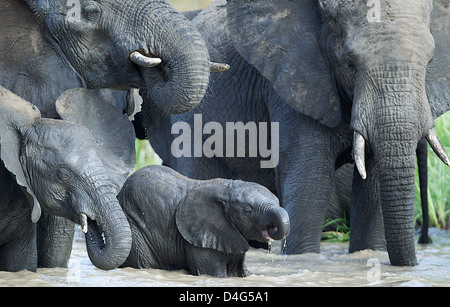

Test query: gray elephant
[0,0,219,268]
[119,165,290,277]
[0,0,212,116]
[135,0,450,266]
[0,86,136,271]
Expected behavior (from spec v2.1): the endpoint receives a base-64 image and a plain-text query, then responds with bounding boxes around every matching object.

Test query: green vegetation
[414,112,449,230]
[134,139,162,172]
[322,218,351,242]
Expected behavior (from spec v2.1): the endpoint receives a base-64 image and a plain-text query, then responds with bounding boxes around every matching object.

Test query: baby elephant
[119,165,290,277]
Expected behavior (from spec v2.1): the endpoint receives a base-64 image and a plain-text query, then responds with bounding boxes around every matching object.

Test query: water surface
[1,230,448,287]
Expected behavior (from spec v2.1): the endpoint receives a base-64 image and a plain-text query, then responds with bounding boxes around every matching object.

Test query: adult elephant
[1,0,212,116]
[136,0,450,266]
[0,0,213,269]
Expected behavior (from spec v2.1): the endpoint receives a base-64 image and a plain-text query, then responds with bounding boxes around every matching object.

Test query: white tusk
[80,213,88,234]
[130,51,162,68]
[210,62,230,72]
[425,129,450,166]
[353,131,367,180]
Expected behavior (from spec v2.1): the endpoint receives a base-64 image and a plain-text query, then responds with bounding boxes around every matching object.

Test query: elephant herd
[0,0,449,277]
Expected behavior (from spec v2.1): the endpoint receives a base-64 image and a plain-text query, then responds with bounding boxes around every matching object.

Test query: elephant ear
[426,0,450,119]
[0,86,42,223]
[56,88,136,194]
[175,182,249,254]
[226,0,341,128]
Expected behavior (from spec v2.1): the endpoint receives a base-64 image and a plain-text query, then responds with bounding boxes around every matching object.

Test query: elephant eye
[82,3,102,22]
[243,205,253,217]
[57,167,72,182]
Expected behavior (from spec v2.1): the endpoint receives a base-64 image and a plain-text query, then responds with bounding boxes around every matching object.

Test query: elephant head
[227,0,450,266]
[1,0,212,116]
[176,180,290,253]
[0,86,134,270]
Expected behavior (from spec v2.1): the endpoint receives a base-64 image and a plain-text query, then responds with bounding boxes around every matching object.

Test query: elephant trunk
[373,123,419,266]
[83,185,132,271]
[261,206,290,241]
[133,2,210,114]
[352,65,433,266]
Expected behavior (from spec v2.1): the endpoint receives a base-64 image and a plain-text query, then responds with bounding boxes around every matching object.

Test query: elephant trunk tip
[263,207,290,241]
[266,226,283,241]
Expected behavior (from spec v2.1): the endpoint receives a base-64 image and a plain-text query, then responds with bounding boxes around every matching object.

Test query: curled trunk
[262,206,290,241]
[84,190,132,270]
[80,167,132,270]
[135,3,211,114]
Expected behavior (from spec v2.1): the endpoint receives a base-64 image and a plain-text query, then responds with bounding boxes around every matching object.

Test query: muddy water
[0,230,449,287]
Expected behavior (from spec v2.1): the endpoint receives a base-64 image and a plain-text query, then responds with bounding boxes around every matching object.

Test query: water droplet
[281,237,287,253]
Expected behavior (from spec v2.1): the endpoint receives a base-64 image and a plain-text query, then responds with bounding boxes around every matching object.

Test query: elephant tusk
[210,62,230,72]
[80,213,88,234]
[426,129,450,166]
[353,131,367,180]
[129,51,162,68]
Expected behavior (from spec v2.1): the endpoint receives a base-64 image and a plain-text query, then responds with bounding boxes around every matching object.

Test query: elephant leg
[271,101,336,254]
[278,152,334,254]
[0,219,37,272]
[225,253,249,277]
[325,163,353,224]
[349,153,386,252]
[185,244,228,277]
[37,212,75,268]
[416,138,431,244]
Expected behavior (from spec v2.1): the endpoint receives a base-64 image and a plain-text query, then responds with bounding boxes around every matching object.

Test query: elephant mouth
[78,212,106,246]
[261,227,280,242]
[261,219,289,242]
[128,50,228,114]
[80,213,89,234]
[130,50,169,84]
[352,129,450,181]
[130,50,229,86]
[130,50,230,74]
[130,51,162,69]
[261,229,272,242]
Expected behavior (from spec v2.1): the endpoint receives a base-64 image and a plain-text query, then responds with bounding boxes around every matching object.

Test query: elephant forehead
[37,119,97,148]
[64,147,99,166]
[37,118,96,143]
[230,181,278,205]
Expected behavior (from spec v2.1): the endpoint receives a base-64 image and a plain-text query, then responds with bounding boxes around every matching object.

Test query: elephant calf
[119,165,290,277]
